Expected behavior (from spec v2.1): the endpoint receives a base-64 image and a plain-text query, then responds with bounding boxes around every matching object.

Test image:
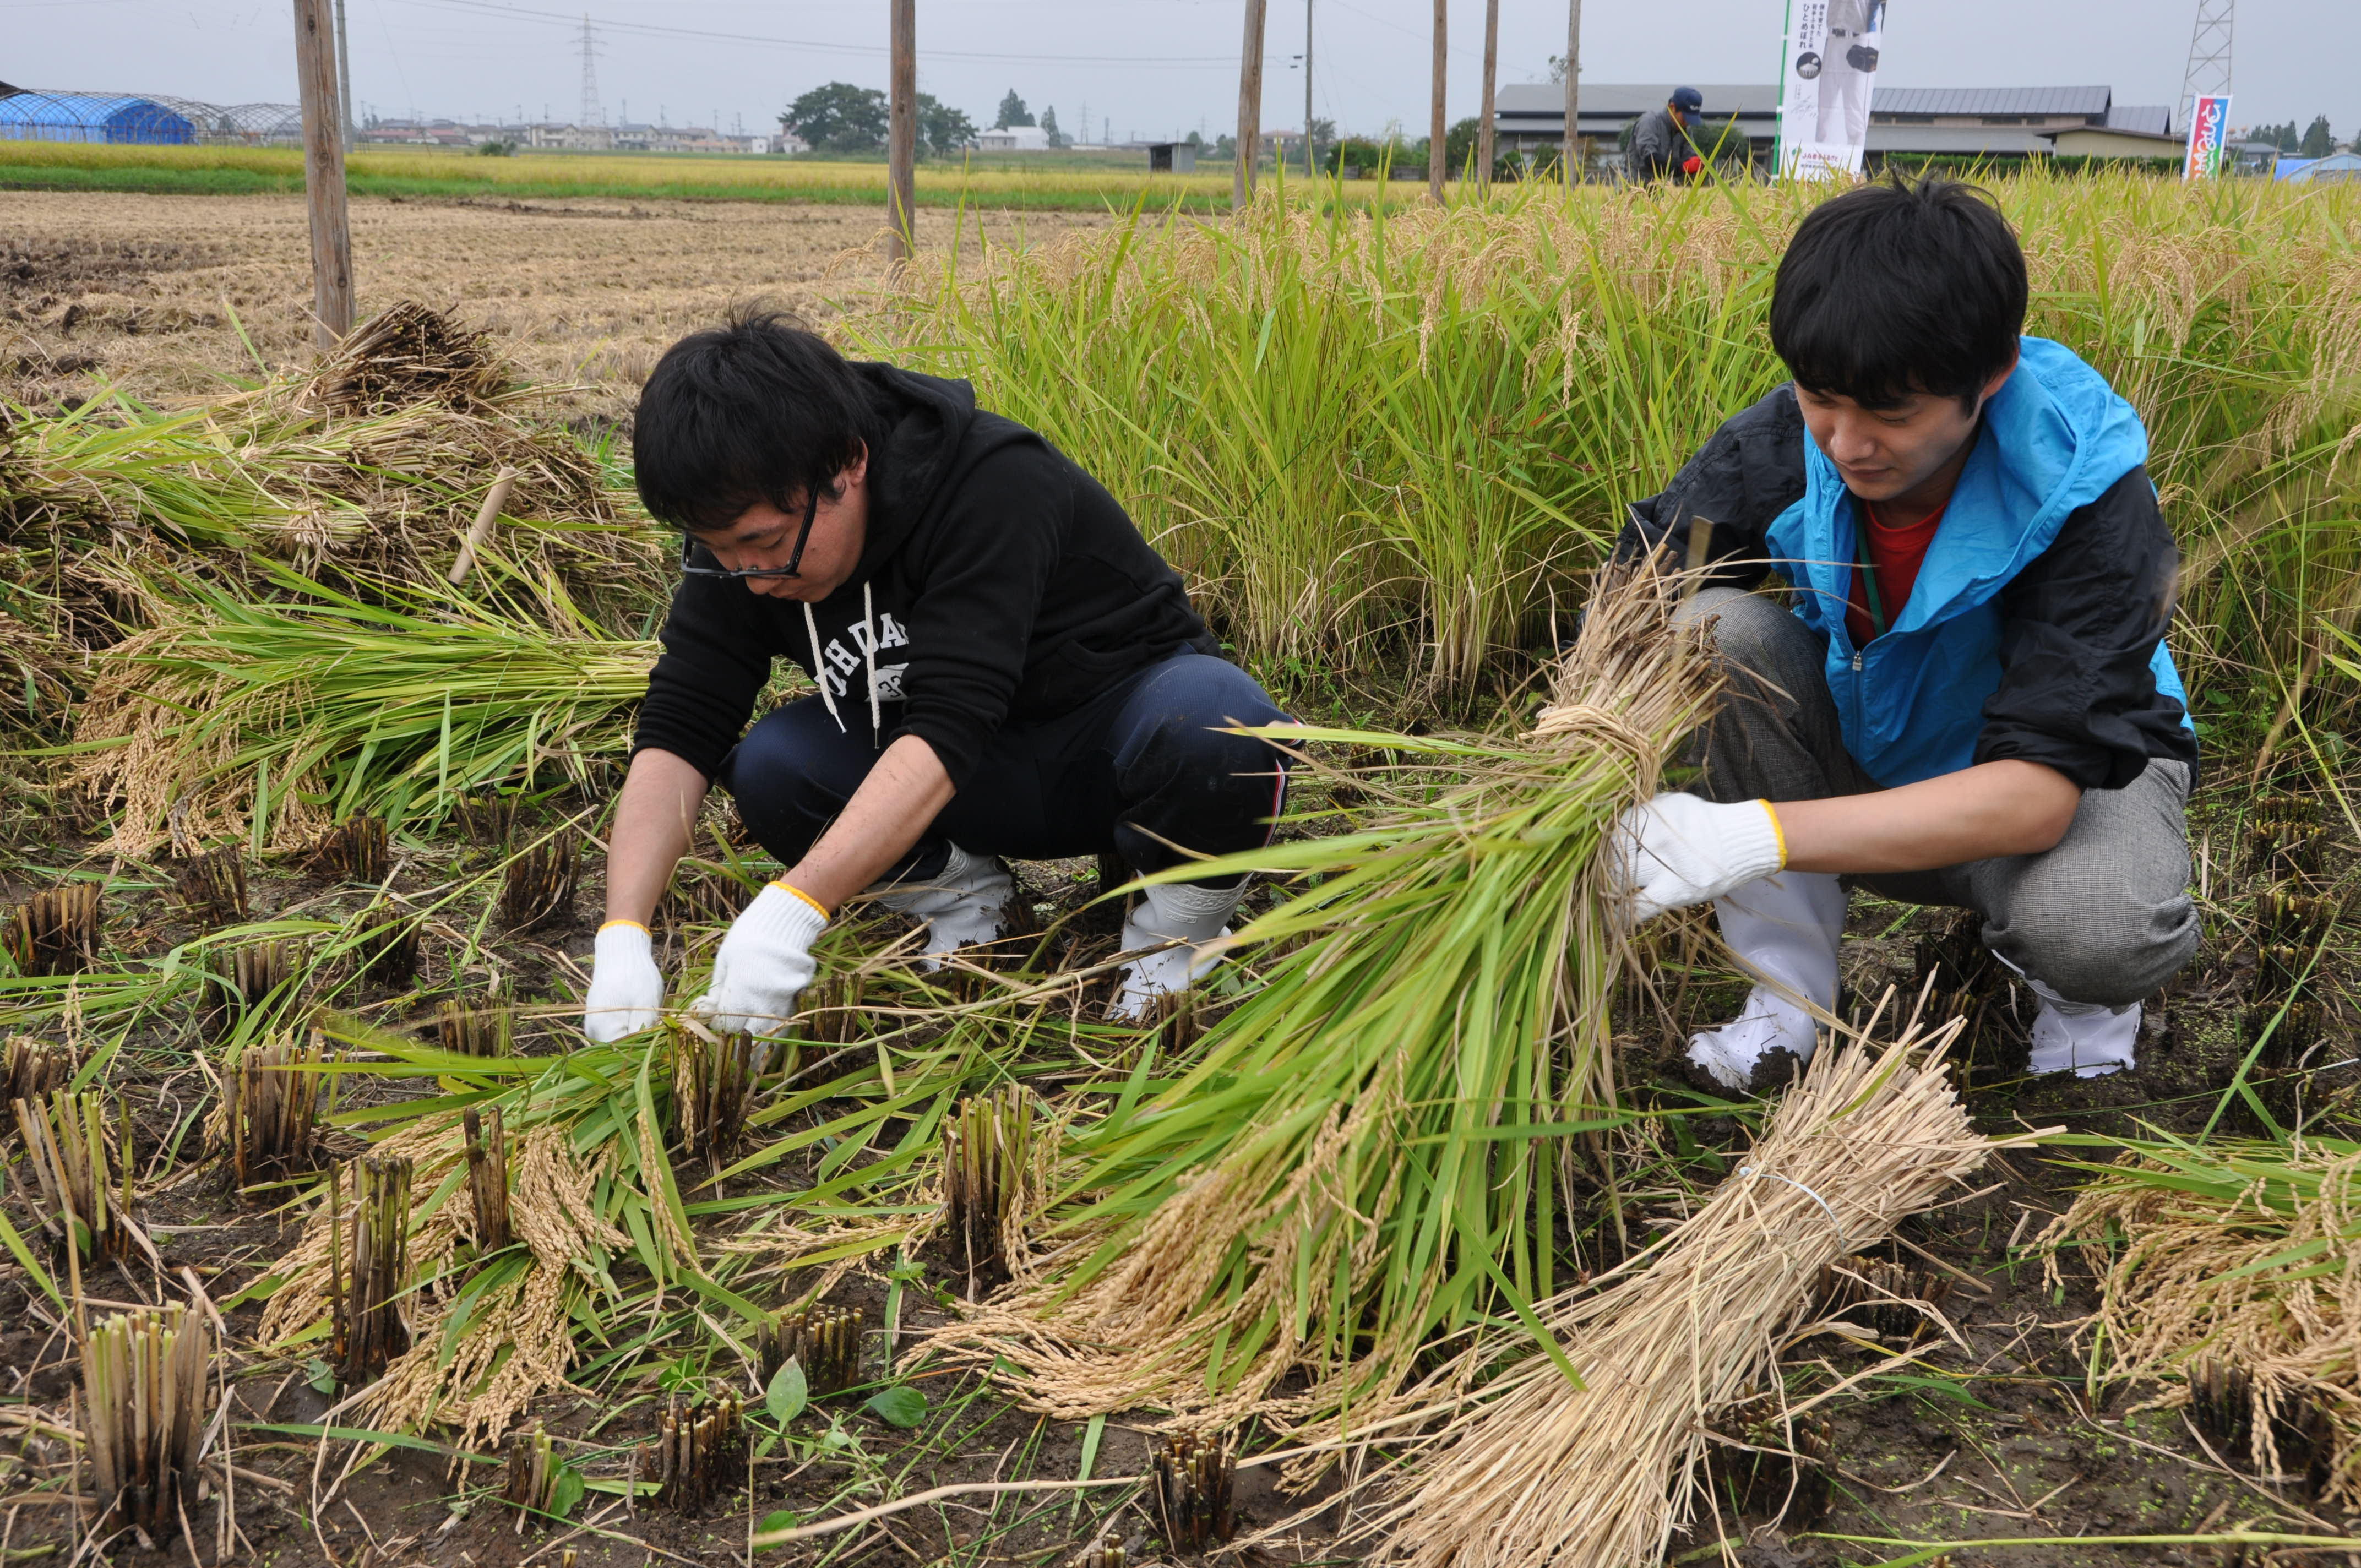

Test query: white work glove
[1609,793,1787,926]
[583,920,665,1042]
[692,881,828,1039]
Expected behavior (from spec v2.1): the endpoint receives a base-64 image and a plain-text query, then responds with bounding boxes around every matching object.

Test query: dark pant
[720,653,1293,886]
[1677,586,2199,1007]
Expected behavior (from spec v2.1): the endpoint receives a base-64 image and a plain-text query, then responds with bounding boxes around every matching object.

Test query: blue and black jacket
[1618,336,2198,791]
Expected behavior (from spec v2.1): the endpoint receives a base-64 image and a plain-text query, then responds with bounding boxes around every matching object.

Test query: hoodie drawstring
[802,600,846,733]
[861,581,881,744]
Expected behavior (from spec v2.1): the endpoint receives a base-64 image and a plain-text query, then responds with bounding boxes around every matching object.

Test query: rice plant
[498,828,579,930]
[943,1086,1034,1295]
[173,846,248,925]
[221,1030,330,1190]
[461,1106,514,1254]
[2,1034,72,1104]
[759,1304,863,1398]
[309,813,389,883]
[1150,1433,1236,1549]
[649,1395,743,1512]
[671,1024,757,1173]
[328,1154,414,1386]
[957,569,1718,1435]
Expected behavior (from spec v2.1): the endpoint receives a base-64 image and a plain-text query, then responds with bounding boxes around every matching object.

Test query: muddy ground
[0,192,1101,418]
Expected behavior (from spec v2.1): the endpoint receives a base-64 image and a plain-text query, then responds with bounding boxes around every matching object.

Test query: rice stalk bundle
[2249,816,2327,878]
[222,1030,330,1190]
[329,1154,414,1386]
[67,565,654,853]
[943,1086,1035,1295]
[1150,1432,1237,1549]
[13,1088,136,1262]
[499,831,578,932]
[456,791,520,849]
[3,1035,73,1106]
[464,1106,514,1254]
[649,1395,743,1512]
[951,568,1718,1434]
[435,993,512,1057]
[1701,1397,1834,1528]
[796,970,866,1045]
[79,1305,213,1548]
[2046,1137,2361,1500]
[309,814,389,884]
[1070,1537,1128,1568]
[501,1422,559,1518]
[671,1024,757,1173]
[211,939,293,1039]
[351,902,423,988]
[2185,1357,2335,1494]
[1810,1254,1955,1341]
[173,846,247,926]
[5,881,101,976]
[1346,1027,1994,1568]
[759,1304,864,1397]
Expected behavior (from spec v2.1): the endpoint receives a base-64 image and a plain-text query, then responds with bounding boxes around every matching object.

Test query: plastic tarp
[0,92,197,144]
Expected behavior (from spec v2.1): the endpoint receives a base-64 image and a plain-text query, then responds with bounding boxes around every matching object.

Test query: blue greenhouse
[0,85,301,145]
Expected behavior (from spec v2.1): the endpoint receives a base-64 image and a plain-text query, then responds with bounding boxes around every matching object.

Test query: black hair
[632,309,886,533]
[1769,173,2028,410]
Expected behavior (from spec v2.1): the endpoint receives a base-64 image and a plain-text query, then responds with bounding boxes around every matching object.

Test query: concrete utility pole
[1234,0,1268,208]
[1303,0,1314,175]
[1560,0,1582,182]
[291,0,353,349]
[1477,0,1497,188]
[886,0,917,260]
[1428,0,1446,202]
[333,0,353,145]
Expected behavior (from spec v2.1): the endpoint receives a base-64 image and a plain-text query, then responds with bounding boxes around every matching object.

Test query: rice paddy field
[3,170,2361,1568]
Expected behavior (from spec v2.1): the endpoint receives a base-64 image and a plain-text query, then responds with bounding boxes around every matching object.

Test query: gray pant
[1676,587,2199,1007]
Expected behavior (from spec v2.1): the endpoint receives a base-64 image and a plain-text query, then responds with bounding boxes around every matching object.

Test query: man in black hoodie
[581,313,1291,1042]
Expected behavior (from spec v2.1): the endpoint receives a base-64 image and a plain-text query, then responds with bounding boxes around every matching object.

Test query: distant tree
[1442,113,1484,175]
[1547,52,1568,84]
[916,94,977,157]
[2299,113,2335,158]
[2276,120,2300,153]
[1040,105,1064,147]
[1307,115,1336,166]
[994,90,1034,129]
[782,81,889,154]
[1184,129,1204,149]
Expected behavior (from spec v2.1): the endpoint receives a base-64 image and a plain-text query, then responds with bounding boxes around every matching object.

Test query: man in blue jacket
[1611,175,2198,1089]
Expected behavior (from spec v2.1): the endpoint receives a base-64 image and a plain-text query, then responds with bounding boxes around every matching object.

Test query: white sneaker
[1111,878,1244,1022]
[1684,870,1847,1090]
[2028,982,2140,1077]
[871,843,1014,971]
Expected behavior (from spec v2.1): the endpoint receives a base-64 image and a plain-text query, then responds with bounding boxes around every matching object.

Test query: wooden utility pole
[1477,0,1498,188]
[291,0,353,349]
[1428,0,1447,203]
[1560,0,1582,182]
[1233,0,1267,209]
[886,0,917,260]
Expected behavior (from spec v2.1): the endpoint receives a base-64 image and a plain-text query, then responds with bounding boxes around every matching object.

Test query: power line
[384,0,1248,67]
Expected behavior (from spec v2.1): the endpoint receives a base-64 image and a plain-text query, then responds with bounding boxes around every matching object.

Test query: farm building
[1492,83,2182,171]
[0,85,301,145]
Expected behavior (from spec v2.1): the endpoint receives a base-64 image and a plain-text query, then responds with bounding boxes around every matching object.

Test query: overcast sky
[6,0,2356,142]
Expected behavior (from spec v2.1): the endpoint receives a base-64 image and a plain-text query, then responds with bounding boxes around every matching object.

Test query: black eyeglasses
[679,489,820,581]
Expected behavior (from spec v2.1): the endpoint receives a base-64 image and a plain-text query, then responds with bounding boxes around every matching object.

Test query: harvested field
[0,191,1102,415]
[2,174,2360,1568]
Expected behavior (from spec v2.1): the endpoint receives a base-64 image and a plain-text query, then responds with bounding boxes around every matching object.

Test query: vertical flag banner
[2183,94,2232,181]
[1776,0,1884,179]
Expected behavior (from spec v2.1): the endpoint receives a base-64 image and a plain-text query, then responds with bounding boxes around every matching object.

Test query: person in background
[1610,175,2198,1091]
[1631,86,1709,181]
[580,312,1291,1043]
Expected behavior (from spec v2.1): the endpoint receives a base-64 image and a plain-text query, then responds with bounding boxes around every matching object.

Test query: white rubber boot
[871,843,1014,971]
[2027,977,2139,1078]
[1111,878,1245,1022]
[1685,871,1847,1091]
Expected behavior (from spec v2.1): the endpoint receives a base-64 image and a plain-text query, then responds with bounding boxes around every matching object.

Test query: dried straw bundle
[951,567,1718,1434]
[2046,1137,2361,1499]
[79,1305,213,1548]
[307,301,509,416]
[1346,1028,1996,1568]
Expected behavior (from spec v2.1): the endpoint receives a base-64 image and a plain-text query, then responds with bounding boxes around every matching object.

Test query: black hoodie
[630,364,1217,790]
